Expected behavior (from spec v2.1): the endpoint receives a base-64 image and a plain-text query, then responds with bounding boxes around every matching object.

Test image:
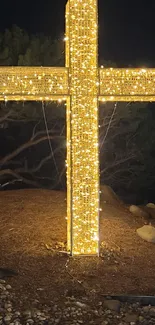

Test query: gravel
[0,280,155,325]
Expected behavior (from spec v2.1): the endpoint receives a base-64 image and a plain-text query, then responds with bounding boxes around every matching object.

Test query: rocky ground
[0,279,155,325]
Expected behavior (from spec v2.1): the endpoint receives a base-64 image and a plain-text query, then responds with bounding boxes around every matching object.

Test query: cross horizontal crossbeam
[0,67,68,101]
[99,68,155,101]
[1,67,155,103]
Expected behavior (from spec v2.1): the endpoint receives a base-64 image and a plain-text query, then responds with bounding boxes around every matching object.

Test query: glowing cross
[1,0,155,255]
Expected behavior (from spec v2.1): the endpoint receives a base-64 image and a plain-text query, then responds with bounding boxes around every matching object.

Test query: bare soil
[0,189,155,309]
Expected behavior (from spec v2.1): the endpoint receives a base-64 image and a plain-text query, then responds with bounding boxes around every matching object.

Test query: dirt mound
[100,185,123,206]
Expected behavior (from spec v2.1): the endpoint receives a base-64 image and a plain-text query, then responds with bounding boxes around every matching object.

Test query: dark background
[0,0,155,66]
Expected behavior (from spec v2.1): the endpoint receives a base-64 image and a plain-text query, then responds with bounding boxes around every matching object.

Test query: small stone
[53,305,58,312]
[0,284,6,290]
[143,306,151,313]
[137,225,155,243]
[4,315,12,322]
[6,284,12,290]
[146,203,155,209]
[15,312,21,317]
[36,311,42,316]
[26,319,34,324]
[14,321,21,325]
[7,307,12,313]
[129,205,149,218]
[23,310,32,318]
[38,316,46,321]
[138,315,144,321]
[75,302,88,308]
[104,299,121,312]
[1,294,7,299]
[4,303,12,309]
[124,313,138,323]
[149,307,155,317]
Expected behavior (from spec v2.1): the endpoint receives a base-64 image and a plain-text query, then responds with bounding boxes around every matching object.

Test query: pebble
[124,313,138,323]
[104,299,121,312]
[23,310,32,318]
[4,315,12,322]
[149,307,155,317]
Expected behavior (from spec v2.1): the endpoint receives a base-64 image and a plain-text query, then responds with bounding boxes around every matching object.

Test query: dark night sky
[0,0,155,67]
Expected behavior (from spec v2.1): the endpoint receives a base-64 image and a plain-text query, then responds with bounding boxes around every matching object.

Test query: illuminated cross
[1,0,155,255]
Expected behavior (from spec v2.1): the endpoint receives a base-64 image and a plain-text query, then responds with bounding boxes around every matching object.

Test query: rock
[7,307,12,312]
[129,205,149,219]
[75,301,88,309]
[4,302,12,309]
[36,311,42,316]
[143,306,151,312]
[124,313,138,323]
[142,206,155,220]
[146,203,155,209]
[14,312,21,317]
[26,318,34,324]
[0,283,6,290]
[149,307,155,317]
[23,310,32,318]
[4,315,12,322]
[104,299,121,312]
[136,225,155,243]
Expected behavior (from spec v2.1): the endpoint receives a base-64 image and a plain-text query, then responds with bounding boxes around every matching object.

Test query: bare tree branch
[100,153,136,175]
[100,103,117,149]
[0,169,40,188]
[31,129,56,140]
[0,110,13,123]
[15,145,63,175]
[32,120,41,138]
[0,134,64,168]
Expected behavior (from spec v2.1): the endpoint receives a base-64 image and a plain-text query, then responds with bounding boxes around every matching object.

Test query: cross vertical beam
[66,0,100,255]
